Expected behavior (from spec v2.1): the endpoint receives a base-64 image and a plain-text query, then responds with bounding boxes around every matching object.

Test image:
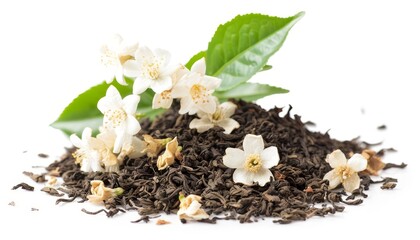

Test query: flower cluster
[100,34,239,134]
[70,86,145,172]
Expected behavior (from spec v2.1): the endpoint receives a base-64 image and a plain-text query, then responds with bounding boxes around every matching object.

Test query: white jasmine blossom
[222,134,280,186]
[177,194,209,221]
[97,85,141,153]
[171,58,221,115]
[152,64,188,109]
[100,34,138,85]
[87,180,124,204]
[124,47,173,94]
[323,149,368,193]
[189,101,239,134]
[70,127,104,172]
[97,128,146,164]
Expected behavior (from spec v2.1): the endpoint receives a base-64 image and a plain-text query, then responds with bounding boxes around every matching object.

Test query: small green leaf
[51,80,164,136]
[185,51,206,69]
[206,12,304,91]
[259,65,272,72]
[214,82,288,102]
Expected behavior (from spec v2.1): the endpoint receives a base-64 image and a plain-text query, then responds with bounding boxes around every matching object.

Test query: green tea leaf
[185,51,206,69]
[206,12,304,91]
[51,81,164,136]
[214,82,288,102]
[259,65,272,72]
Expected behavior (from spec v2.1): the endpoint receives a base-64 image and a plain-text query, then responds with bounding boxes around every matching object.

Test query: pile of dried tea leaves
[41,100,404,224]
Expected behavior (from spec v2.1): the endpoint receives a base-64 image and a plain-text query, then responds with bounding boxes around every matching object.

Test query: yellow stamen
[245,154,262,173]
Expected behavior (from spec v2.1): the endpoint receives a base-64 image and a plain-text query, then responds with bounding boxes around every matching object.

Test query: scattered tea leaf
[23,171,47,183]
[381,182,397,190]
[41,187,64,197]
[377,125,387,130]
[12,182,34,191]
[38,153,49,158]
[383,162,407,170]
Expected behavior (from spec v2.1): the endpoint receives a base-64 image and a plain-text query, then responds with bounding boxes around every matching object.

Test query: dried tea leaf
[41,187,64,197]
[12,182,34,191]
[23,171,47,183]
[360,150,385,176]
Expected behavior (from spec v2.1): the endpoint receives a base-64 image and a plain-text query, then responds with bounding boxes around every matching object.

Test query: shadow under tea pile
[47,100,396,224]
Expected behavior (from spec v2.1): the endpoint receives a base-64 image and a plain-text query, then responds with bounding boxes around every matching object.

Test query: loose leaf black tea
[39,101,405,224]
[12,182,34,191]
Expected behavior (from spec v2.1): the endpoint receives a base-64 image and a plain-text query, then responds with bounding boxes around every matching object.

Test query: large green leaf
[206,12,304,91]
[51,81,164,136]
[214,82,288,102]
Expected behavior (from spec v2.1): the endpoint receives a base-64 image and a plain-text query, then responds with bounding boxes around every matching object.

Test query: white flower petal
[223,148,245,169]
[70,134,83,148]
[185,200,202,216]
[253,169,273,186]
[342,173,360,193]
[133,77,152,94]
[179,97,193,114]
[197,96,217,114]
[323,169,342,190]
[261,146,280,169]
[113,133,124,154]
[135,46,154,61]
[80,159,92,172]
[121,42,138,56]
[232,168,254,185]
[123,60,141,77]
[122,95,140,115]
[172,64,189,83]
[347,154,368,172]
[96,130,116,149]
[115,72,127,85]
[220,102,237,118]
[128,137,147,159]
[81,127,92,142]
[154,48,171,67]
[171,81,188,98]
[107,34,123,51]
[326,149,347,168]
[125,115,141,135]
[97,86,122,113]
[150,76,172,93]
[191,58,206,75]
[201,76,221,90]
[152,91,173,109]
[91,157,105,172]
[217,118,239,134]
[189,118,214,133]
[243,134,264,155]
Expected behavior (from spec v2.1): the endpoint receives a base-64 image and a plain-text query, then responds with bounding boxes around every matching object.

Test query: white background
[0,0,419,239]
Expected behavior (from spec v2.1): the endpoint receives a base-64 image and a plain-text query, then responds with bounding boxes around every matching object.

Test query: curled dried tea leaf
[360,149,385,176]
[41,187,64,197]
[12,182,34,191]
[23,171,47,183]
